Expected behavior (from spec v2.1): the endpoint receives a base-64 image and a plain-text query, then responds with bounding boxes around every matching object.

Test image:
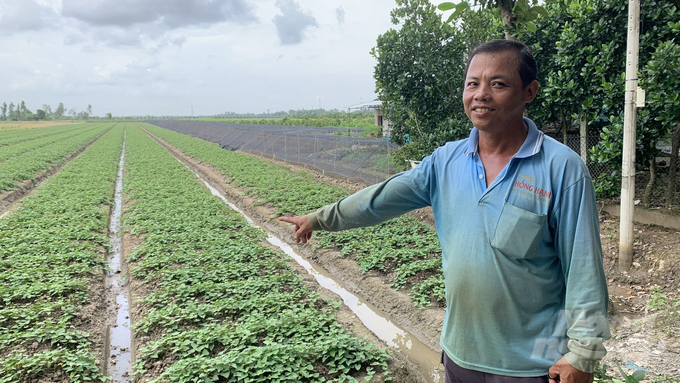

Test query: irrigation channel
[171,150,446,382]
[105,138,132,382]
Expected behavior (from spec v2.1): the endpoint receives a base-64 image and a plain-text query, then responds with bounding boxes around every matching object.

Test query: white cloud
[0,0,56,33]
[59,0,258,49]
[64,33,86,45]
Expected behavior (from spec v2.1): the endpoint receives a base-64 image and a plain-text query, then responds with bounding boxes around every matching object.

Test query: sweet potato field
[0,123,444,382]
[3,121,679,382]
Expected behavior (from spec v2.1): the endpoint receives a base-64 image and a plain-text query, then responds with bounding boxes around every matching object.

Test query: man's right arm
[309,170,432,232]
[279,159,434,240]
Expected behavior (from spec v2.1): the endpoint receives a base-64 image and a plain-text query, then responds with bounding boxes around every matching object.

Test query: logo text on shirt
[512,173,552,203]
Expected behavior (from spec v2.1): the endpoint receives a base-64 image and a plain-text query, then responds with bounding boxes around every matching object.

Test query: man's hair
[463,39,537,89]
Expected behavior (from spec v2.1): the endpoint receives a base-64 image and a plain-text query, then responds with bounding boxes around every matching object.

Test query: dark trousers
[443,352,549,383]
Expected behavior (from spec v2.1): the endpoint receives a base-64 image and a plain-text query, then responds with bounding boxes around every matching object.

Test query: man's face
[463,50,537,134]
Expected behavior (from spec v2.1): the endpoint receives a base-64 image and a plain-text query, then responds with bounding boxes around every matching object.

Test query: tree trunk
[499,0,516,39]
[665,123,680,208]
[643,158,656,207]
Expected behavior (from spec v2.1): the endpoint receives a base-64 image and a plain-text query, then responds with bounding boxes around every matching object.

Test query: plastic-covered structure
[146,120,401,185]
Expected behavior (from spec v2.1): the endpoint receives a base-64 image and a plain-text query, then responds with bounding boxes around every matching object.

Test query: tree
[42,104,52,118]
[36,109,47,120]
[8,102,15,121]
[106,112,113,120]
[522,0,680,201]
[86,104,92,119]
[19,101,33,121]
[438,0,547,39]
[55,102,65,119]
[525,0,628,155]
[372,0,500,160]
[641,40,680,207]
[0,102,6,121]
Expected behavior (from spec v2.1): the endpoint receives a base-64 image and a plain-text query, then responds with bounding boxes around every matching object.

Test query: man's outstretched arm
[279,164,434,244]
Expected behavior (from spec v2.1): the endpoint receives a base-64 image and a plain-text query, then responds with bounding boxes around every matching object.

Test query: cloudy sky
[0,0,446,117]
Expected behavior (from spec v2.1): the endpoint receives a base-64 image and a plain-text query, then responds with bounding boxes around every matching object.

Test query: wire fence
[549,131,680,207]
[146,120,405,185]
[147,120,679,207]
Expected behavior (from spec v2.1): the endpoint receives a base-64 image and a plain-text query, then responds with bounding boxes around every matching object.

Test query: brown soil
[123,229,150,381]
[82,273,108,374]
[599,214,680,379]
[142,130,680,381]
[0,121,73,129]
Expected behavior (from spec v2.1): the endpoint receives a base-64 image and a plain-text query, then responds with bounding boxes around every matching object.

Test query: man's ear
[524,80,539,104]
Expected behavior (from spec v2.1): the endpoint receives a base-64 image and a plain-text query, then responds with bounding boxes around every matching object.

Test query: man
[279,39,610,383]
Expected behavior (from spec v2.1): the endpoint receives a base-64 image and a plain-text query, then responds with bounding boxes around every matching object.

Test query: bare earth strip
[0,121,74,130]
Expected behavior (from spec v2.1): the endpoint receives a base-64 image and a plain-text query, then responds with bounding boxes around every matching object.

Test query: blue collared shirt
[310,118,610,376]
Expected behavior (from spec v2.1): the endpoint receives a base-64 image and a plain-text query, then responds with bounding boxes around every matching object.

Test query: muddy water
[105,140,132,382]
[197,174,445,383]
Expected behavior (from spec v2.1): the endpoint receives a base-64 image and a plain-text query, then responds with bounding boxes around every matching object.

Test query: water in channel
[196,173,445,383]
[105,139,132,382]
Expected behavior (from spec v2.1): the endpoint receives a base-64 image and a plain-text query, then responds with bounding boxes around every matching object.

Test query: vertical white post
[580,115,588,164]
[619,0,641,271]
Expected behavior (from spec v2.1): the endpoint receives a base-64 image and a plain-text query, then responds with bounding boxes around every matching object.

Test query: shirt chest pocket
[491,202,547,259]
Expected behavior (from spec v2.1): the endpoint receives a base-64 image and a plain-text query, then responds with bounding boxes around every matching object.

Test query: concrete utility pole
[619,0,641,271]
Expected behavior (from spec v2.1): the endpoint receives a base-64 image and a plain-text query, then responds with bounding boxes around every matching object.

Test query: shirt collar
[465,117,544,158]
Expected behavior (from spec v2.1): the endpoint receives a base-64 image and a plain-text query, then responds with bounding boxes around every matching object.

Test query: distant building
[347,100,391,138]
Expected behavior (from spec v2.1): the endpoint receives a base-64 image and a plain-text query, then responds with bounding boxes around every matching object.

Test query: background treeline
[201,110,378,131]
[0,102,112,121]
[374,0,680,204]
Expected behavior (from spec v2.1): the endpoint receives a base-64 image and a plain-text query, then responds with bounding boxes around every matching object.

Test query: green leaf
[526,21,538,32]
[438,2,457,11]
[533,5,549,17]
[451,2,471,19]
[631,370,646,381]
